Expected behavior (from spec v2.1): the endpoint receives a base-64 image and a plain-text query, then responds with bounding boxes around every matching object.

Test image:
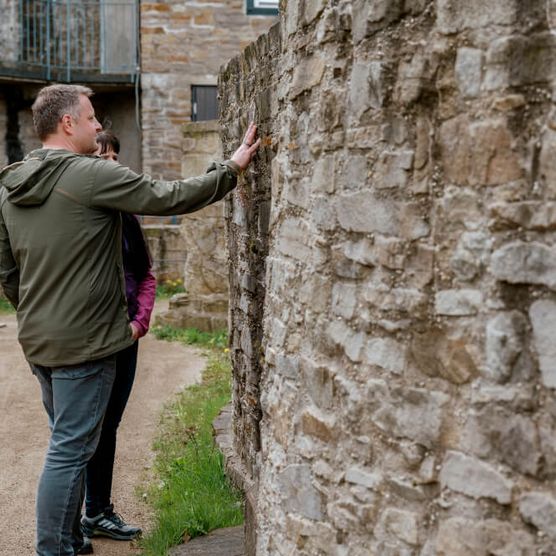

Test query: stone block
[530,299,556,388]
[450,231,493,282]
[373,150,414,189]
[326,320,367,363]
[491,241,556,290]
[345,467,382,489]
[436,517,535,556]
[379,508,419,546]
[519,492,556,540]
[365,337,407,374]
[290,55,326,99]
[367,385,449,447]
[349,60,387,120]
[300,407,338,442]
[300,358,335,410]
[539,128,556,198]
[352,0,404,43]
[331,282,358,320]
[439,116,521,186]
[437,0,517,33]
[435,289,483,316]
[411,328,478,384]
[439,451,513,504]
[489,201,556,231]
[335,193,428,239]
[462,406,541,476]
[455,48,483,98]
[485,311,528,383]
[278,464,324,520]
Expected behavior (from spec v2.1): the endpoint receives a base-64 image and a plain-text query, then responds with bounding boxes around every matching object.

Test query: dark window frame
[191,85,219,122]
[246,0,279,16]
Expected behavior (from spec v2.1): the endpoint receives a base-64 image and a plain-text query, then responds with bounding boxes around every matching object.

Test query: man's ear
[60,114,73,135]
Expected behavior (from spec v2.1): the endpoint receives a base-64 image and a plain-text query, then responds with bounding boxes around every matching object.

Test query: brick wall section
[220,0,556,554]
[140,0,276,180]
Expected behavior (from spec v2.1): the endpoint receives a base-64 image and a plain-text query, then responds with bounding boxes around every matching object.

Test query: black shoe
[81,505,142,541]
[77,536,93,554]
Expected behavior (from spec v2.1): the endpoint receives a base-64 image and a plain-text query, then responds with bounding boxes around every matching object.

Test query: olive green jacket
[0,149,238,365]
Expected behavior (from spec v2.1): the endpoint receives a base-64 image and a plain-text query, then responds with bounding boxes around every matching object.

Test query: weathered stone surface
[437,0,518,33]
[365,337,407,374]
[411,328,477,384]
[530,299,556,388]
[436,517,536,556]
[455,47,483,98]
[435,289,483,316]
[490,242,556,290]
[485,311,528,383]
[277,464,324,520]
[290,55,326,99]
[440,451,513,504]
[379,508,419,546]
[439,117,521,186]
[450,231,492,281]
[218,1,556,553]
[519,492,556,540]
[462,406,541,476]
[367,386,449,447]
[489,202,556,231]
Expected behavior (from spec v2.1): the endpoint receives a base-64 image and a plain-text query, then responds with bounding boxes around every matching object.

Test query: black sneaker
[77,536,93,554]
[81,505,142,541]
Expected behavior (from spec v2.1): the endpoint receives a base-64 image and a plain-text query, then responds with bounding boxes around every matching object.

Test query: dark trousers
[85,341,139,517]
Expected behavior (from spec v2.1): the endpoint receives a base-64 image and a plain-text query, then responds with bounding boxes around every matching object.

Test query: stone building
[219,0,556,554]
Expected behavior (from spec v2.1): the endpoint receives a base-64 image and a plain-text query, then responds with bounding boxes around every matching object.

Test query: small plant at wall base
[155,278,186,299]
[139,328,242,555]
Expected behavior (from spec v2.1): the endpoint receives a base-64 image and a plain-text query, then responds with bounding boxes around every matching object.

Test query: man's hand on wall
[231,123,261,171]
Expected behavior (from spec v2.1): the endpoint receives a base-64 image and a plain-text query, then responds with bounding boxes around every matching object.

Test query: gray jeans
[31,355,117,556]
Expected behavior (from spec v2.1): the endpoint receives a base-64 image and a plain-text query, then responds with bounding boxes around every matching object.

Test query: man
[0,84,259,556]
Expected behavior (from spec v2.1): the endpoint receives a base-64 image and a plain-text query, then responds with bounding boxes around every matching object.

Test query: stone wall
[220,1,556,554]
[143,224,185,283]
[140,0,277,180]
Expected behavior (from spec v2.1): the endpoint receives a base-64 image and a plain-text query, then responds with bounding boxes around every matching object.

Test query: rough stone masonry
[220,0,556,554]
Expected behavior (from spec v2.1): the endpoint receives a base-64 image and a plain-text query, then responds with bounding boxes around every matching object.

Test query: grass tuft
[139,329,242,556]
[151,325,228,351]
[0,298,15,314]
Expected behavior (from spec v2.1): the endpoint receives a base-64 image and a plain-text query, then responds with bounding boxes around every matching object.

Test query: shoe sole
[83,528,141,541]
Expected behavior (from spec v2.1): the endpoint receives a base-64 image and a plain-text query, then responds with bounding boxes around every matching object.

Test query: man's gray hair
[32,84,93,141]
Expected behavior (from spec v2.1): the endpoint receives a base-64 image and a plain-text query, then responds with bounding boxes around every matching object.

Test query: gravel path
[0,306,205,556]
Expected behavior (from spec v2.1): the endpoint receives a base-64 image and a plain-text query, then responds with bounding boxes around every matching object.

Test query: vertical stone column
[156,121,229,332]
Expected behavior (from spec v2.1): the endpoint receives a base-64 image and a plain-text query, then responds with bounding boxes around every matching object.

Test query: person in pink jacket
[80,131,156,551]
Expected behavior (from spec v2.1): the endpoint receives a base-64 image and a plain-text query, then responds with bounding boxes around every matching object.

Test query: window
[191,85,218,122]
[246,0,279,16]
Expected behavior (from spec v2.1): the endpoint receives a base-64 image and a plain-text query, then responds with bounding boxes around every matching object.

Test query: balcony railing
[13,0,139,83]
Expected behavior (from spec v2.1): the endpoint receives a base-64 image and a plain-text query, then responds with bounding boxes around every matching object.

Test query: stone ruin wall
[220,0,556,554]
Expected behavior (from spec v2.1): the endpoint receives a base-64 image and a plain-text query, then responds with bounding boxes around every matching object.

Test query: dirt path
[0,306,206,556]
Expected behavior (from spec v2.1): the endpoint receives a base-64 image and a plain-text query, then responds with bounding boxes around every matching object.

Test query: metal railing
[18,0,138,82]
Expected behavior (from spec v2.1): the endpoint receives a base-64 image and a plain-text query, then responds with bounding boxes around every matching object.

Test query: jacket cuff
[224,160,241,176]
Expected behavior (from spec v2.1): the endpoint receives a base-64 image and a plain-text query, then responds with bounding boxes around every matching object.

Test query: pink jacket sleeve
[130,269,157,338]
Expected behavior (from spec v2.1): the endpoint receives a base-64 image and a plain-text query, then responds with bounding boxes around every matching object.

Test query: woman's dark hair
[122,213,152,283]
[96,130,120,156]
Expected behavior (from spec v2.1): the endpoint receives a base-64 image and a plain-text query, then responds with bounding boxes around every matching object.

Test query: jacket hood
[0,149,79,206]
